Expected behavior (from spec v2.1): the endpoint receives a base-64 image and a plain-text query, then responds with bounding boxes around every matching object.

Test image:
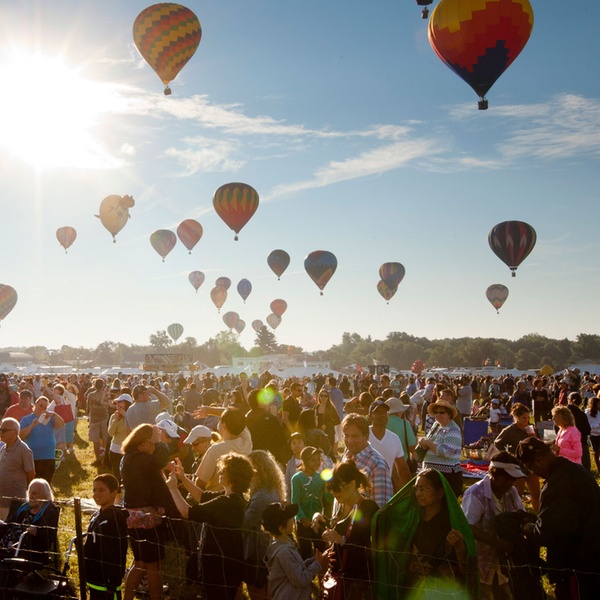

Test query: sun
[0,51,121,169]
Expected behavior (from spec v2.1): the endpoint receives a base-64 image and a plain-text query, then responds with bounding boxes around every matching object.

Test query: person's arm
[165,472,190,518]
[20,418,38,440]
[393,457,412,491]
[193,406,225,419]
[370,464,393,508]
[282,410,294,434]
[26,469,36,483]
[173,460,204,503]
[147,386,170,409]
[51,411,65,429]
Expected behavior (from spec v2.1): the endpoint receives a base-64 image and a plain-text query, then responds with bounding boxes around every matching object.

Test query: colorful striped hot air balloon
[488,221,536,277]
[304,251,337,295]
[213,183,259,240]
[379,262,405,290]
[210,286,227,313]
[0,285,17,323]
[133,3,202,95]
[150,229,177,262]
[56,226,77,253]
[429,0,534,109]
[167,323,184,342]
[188,270,205,293]
[486,284,509,313]
[177,219,203,253]
[377,280,397,304]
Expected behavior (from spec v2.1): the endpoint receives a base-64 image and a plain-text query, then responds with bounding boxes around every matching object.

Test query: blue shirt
[21,413,56,460]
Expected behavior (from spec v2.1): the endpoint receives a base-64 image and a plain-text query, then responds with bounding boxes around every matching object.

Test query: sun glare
[0,52,121,169]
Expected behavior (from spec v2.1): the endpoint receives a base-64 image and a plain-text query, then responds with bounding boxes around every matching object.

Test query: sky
[0,0,598,353]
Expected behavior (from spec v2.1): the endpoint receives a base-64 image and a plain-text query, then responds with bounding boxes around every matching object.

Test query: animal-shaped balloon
[213,182,259,240]
[96,195,135,242]
[133,3,202,95]
[56,227,77,253]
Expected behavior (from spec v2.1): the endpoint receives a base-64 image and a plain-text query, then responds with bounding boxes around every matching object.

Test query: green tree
[149,330,172,351]
[254,326,278,355]
[514,348,539,370]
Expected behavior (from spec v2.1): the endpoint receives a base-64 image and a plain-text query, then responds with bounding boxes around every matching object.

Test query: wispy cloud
[164,136,245,175]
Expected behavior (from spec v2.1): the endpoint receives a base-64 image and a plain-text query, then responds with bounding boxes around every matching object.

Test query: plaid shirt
[343,443,393,508]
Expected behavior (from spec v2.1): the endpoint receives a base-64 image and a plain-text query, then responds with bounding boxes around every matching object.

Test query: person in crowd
[84,474,129,600]
[416,398,463,497]
[242,450,287,600]
[585,392,600,472]
[50,383,77,455]
[517,437,600,600]
[291,446,327,560]
[125,384,171,430]
[325,376,345,420]
[0,373,18,416]
[107,393,132,483]
[314,460,379,600]
[244,389,288,464]
[263,502,332,600]
[0,478,59,565]
[368,399,412,493]
[86,378,111,463]
[456,375,473,428]
[284,432,305,501]
[315,388,341,451]
[494,403,541,512]
[19,396,65,484]
[511,381,532,410]
[282,381,303,434]
[566,392,591,470]
[385,396,415,454]
[297,408,332,457]
[4,389,34,423]
[462,452,527,600]
[340,413,393,507]
[551,405,582,464]
[0,417,35,520]
[531,378,551,423]
[166,452,255,600]
[121,424,179,600]
[183,425,218,475]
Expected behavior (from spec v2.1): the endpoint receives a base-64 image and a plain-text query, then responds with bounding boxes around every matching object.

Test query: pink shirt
[556,425,582,464]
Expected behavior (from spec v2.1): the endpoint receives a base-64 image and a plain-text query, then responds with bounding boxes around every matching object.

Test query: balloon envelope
[488,221,537,276]
[234,319,246,334]
[56,226,77,253]
[167,323,184,342]
[486,284,509,313]
[215,277,231,291]
[210,286,227,312]
[429,0,534,105]
[133,3,202,94]
[304,251,337,294]
[177,219,203,253]
[237,279,252,303]
[267,249,290,280]
[266,313,281,330]
[222,311,240,330]
[270,299,287,317]
[252,319,264,333]
[150,229,177,262]
[188,270,205,292]
[97,195,134,241]
[379,262,405,289]
[377,280,397,303]
[213,182,259,240]
[0,285,17,321]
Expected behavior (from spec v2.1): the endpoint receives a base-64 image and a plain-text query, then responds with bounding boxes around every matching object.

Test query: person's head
[369,398,390,427]
[297,408,317,432]
[358,392,374,411]
[552,405,574,429]
[438,388,456,403]
[262,502,298,537]
[341,414,370,455]
[590,394,600,418]
[218,408,246,438]
[93,474,120,509]
[327,377,337,387]
[533,378,542,389]
[510,403,530,428]
[290,382,303,399]
[516,437,556,478]
[427,399,457,425]
[300,446,322,474]
[567,392,582,407]
[248,450,286,501]
[184,425,216,455]
[290,432,305,457]
[122,423,155,454]
[27,478,54,511]
[0,417,19,446]
[156,419,179,442]
[326,460,370,504]
[132,384,150,402]
[247,389,262,411]
[488,451,526,496]
[217,452,255,494]
[33,395,49,416]
[317,388,330,404]
[413,469,446,509]
[229,389,243,405]
[93,378,105,391]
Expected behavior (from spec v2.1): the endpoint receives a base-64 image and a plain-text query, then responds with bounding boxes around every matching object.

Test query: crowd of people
[0,367,598,600]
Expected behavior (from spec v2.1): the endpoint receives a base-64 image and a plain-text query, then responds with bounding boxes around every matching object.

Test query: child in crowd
[84,474,128,600]
[263,502,332,600]
[489,398,503,434]
[285,433,305,501]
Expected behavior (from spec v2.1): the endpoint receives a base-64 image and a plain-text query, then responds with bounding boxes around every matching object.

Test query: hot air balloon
[428,0,534,109]
[416,0,434,19]
[486,284,509,314]
[270,299,287,318]
[96,195,135,242]
[304,251,337,295]
[213,183,259,240]
[488,221,537,277]
[0,285,18,323]
[377,281,397,304]
[210,286,227,313]
[267,249,290,280]
[167,323,184,342]
[215,277,231,291]
[188,270,205,293]
[237,279,252,303]
[150,229,177,262]
[222,311,239,330]
[266,313,281,330]
[234,319,246,334]
[177,219,203,254]
[379,262,405,290]
[252,319,264,333]
[133,3,202,95]
[56,226,77,253]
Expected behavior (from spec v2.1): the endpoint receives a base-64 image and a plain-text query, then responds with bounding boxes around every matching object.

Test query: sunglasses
[433,411,448,415]
[327,481,346,493]
[0,428,16,433]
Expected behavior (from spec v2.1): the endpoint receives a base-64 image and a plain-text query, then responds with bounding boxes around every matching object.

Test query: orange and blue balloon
[304,251,337,295]
[379,262,405,290]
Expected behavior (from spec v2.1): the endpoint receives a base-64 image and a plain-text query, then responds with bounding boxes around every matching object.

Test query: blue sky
[0,0,598,353]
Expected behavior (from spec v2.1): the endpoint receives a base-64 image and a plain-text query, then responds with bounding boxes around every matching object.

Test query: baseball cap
[369,399,390,414]
[116,393,133,404]
[183,425,213,445]
[262,502,298,535]
[156,419,179,438]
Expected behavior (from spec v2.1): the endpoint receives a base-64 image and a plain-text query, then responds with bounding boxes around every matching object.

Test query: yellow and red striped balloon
[213,183,260,241]
[429,0,534,107]
[133,3,202,94]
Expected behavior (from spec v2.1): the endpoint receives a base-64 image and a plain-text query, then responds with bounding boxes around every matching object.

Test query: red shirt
[4,404,33,422]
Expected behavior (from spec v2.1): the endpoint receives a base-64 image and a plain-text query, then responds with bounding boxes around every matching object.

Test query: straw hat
[426,399,458,419]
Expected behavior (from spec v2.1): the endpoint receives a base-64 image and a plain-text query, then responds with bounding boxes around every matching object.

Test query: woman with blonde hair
[552,405,582,464]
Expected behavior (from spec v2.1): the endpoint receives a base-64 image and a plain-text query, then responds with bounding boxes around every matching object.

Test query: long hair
[121,423,153,453]
[248,450,286,501]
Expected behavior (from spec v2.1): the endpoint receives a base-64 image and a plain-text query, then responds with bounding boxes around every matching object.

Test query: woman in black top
[167,452,255,600]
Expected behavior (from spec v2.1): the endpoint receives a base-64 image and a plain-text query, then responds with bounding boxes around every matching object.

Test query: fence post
[74,497,87,600]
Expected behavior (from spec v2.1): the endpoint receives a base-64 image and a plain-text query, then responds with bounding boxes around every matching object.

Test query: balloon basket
[478,98,489,110]
[234,235,239,241]
[164,86,172,96]
[421,7,429,18]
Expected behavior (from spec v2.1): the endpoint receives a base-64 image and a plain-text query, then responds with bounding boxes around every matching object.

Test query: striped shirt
[423,420,462,473]
[343,443,392,507]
